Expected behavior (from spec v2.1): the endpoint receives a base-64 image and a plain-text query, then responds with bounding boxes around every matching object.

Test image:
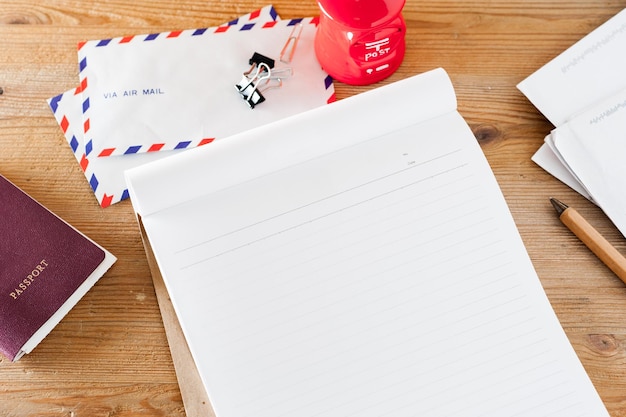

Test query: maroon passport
[0,174,116,361]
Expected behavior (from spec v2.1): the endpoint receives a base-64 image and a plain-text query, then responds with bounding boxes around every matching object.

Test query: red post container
[314,0,406,85]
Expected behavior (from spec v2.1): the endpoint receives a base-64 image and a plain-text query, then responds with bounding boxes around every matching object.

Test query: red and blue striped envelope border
[77,12,336,159]
[48,7,335,208]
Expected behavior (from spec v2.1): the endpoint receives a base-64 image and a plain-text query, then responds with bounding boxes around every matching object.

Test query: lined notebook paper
[126,68,609,417]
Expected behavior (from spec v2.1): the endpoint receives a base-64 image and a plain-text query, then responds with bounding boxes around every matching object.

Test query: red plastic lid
[317,0,405,29]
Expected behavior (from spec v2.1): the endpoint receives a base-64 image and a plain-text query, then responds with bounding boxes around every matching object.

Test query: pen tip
[549,197,568,215]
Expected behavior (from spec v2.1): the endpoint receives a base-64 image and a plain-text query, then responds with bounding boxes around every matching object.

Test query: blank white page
[129,70,608,417]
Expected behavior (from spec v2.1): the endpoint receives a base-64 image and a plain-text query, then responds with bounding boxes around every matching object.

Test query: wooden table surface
[2,0,626,416]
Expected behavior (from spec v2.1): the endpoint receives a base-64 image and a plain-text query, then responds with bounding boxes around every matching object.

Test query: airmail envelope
[48,88,177,208]
[47,6,335,208]
[47,6,278,208]
[78,15,335,158]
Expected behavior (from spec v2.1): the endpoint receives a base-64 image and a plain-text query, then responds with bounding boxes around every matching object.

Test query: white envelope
[517,8,626,127]
[46,6,279,207]
[530,136,593,201]
[552,88,626,238]
[48,87,178,207]
[48,7,335,207]
[78,15,334,158]
[518,8,626,210]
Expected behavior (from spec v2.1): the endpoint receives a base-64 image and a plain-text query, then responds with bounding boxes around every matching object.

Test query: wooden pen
[550,198,626,285]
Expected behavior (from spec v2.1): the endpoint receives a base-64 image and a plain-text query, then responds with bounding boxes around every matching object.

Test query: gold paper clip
[280,23,303,63]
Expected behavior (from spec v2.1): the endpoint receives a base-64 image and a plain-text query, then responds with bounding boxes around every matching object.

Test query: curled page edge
[126,67,457,217]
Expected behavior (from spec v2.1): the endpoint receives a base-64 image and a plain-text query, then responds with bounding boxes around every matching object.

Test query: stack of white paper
[518,8,626,237]
[47,5,335,207]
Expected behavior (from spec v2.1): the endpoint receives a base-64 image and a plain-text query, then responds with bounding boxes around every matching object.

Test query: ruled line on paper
[198,224,506,346]
[210,245,511,366]
[206,226,503,331]
[177,140,544,412]
[179,172,484,305]
[183,176,481,276]
[233,282,534,411]
[179,164,469,269]
[192,202,492,318]
[269,331,553,417]
[208,248,516,389]
[175,149,464,258]
[239,288,551,417]
[179,164,501,345]
[231,267,521,385]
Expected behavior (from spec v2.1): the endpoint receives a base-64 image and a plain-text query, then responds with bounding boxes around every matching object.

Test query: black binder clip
[235,52,292,109]
[247,52,275,71]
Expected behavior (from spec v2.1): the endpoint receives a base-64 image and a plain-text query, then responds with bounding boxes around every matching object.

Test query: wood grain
[1,0,626,416]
